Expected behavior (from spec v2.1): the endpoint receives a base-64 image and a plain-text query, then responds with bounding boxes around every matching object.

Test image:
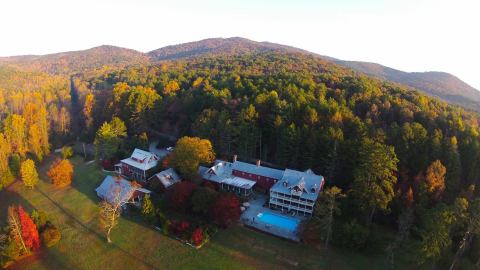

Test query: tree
[94,117,127,160]
[18,206,40,251]
[418,203,455,265]
[3,114,27,157]
[312,186,344,248]
[82,93,95,129]
[98,183,135,243]
[47,159,74,187]
[0,133,14,189]
[170,136,215,178]
[163,80,180,95]
[27,124,43,161]
[141,195,155,223]
[450,199,480,270]
[7,206,28,255]
[352,138,398,223]
[20,159,39,189]
[191,187,218,215]
[168,181,196,211]
[210,193,241,227]
[425,160,446,200]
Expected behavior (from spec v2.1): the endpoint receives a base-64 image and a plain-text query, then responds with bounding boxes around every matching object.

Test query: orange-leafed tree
[47,159,74,187]
[425,160,446,200]
[18,205,40,251]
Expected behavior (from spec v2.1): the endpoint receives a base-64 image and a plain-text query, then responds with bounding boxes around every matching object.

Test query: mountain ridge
[0,37,478,110]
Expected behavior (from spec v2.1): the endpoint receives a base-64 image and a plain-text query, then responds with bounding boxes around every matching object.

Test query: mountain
[147,37,312,61]
[0,37,478,110]
[0,45,148,74]
[334,60,480,111]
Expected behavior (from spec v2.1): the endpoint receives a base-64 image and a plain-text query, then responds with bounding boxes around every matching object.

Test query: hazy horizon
[1,0,479,89]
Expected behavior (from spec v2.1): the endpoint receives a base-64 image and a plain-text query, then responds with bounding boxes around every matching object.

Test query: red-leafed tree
[18,205,40,251]
[168,181,196,211]
[210,193,241,227]
[191,227,203,246]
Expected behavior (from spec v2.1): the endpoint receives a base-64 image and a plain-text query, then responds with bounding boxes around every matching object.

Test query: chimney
[233,155,237,163]
[256,160,261,167]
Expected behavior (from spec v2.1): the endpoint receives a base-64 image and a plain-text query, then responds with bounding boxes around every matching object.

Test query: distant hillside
[334,61,480,111]
[0,37,478,110]
[0,45,148,75]
[147,37,312,61]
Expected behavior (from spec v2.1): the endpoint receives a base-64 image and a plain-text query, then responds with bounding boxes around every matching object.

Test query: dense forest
[2,49,480,268]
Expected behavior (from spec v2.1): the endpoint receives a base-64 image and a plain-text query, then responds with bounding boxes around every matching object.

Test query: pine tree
[352,138,398,224]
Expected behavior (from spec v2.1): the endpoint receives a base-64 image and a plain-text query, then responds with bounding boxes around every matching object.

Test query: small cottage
[96,175,151,207]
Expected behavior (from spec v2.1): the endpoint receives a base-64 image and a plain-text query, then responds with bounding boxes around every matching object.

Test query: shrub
[176,221,190,236]
[2,238,21,262]
[47,159,74,187]
[60,146,73,159]
[41,224,61,247]
[191,227,204,246]
[101,159,114,171]
[31,210,49,231]
[335,219,370,250]
[142,195,156,223]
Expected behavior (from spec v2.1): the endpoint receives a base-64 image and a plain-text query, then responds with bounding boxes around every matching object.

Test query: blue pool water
[256,212,300,232]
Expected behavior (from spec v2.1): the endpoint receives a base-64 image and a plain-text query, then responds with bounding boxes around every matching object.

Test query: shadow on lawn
[0,182,37,227]
[33,184,161,270]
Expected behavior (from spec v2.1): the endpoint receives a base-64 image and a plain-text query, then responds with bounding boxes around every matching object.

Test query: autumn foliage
[18,205,40,251]
[47,159,74,187]
[168,181,196,211]
[210,193,241,227]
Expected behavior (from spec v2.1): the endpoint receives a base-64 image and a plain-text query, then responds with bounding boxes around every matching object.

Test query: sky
[1,0,479,89]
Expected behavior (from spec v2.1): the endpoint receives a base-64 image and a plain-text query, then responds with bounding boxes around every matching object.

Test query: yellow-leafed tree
[170,136,215,178]
[20,159,39,189]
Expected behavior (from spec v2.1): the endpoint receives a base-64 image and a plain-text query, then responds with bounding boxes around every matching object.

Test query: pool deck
[240,194,305,242]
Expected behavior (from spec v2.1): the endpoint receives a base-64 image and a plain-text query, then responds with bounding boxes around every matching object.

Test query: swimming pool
[256,212,300,232]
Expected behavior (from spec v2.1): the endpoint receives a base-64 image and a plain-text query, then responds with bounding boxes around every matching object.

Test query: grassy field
[0,155,410,270]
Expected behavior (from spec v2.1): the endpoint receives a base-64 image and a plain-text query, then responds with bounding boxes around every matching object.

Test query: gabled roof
[121,148,159,171]
[202,160,233,183]
[95,175,151,205]
[271,169,324,201]
[152,168,182,188]
[232,161,284,180]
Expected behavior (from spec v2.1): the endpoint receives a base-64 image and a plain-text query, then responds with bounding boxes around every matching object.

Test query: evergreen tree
[352,138,398,223]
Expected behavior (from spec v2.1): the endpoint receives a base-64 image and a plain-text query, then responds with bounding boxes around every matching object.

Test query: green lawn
[0,155,411,270]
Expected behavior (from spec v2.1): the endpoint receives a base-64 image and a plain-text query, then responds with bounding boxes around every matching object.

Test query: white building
[115,148,159,181]
[269,169,324,216]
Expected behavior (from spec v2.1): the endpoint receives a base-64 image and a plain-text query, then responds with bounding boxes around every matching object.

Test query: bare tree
[99,180,135,243]
[7,206,28,254]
